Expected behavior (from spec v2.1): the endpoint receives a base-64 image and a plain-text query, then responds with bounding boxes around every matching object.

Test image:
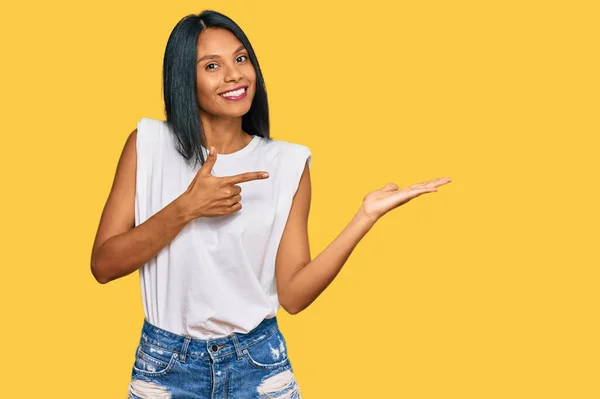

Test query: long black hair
[163,10,270,168]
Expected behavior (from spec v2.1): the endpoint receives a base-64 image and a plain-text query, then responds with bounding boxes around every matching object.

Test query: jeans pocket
[132,341,179,376]
[242,330,291,369]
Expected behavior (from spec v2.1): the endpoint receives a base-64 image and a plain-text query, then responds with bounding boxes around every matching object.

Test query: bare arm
[275,162,451,314]
[91,135,271,284]
[90,129,191,284]
[275,162,375,314]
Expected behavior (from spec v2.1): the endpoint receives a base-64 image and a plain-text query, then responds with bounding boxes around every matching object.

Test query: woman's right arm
[91,129,271,284]
[90,129,192,284]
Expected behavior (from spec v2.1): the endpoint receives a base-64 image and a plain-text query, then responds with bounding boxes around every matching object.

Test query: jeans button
[211,344,218,352]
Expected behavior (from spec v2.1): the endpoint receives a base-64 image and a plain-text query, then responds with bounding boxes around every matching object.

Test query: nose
[224,62,243,83]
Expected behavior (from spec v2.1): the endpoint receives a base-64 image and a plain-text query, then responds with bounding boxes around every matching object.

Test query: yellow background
[1,0,598,397]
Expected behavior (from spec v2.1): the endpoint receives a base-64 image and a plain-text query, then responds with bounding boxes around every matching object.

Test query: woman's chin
[217,105,253,118]
[223,109,251,118]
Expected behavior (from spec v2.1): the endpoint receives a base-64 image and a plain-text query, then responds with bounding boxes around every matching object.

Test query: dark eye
[206,63,218,71]
[236,55,248,63]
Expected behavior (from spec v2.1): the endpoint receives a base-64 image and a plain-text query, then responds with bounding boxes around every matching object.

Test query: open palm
[361,177,452,221]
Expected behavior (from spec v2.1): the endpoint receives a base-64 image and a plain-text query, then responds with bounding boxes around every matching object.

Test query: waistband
[139,317,280,361]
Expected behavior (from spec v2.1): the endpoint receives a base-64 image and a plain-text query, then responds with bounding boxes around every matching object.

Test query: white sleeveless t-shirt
[134,117,312,339]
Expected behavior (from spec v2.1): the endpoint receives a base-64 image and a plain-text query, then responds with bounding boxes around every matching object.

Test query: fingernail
[263,172,269,178]
[209,146,214,155]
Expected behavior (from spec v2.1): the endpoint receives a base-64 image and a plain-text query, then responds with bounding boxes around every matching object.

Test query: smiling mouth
[219,86,248,98]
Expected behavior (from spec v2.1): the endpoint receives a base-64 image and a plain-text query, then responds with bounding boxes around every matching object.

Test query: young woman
[91,9,451,399]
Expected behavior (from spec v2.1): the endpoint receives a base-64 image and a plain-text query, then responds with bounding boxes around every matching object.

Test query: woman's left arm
[275,161,451,315]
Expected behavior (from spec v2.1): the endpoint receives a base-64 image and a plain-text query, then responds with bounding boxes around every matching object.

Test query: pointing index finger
[221,171,270,185]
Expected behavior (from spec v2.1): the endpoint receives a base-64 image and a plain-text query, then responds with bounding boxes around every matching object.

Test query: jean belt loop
[230,333,243,360]
[180,336,192,363]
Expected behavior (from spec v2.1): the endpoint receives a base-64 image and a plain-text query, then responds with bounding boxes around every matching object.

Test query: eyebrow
[197,45,246,63]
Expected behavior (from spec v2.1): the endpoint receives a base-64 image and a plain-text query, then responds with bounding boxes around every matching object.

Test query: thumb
[200,146,217,175]
[381,182,399,192]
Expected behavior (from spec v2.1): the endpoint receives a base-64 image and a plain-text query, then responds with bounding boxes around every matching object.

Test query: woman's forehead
[197,28,243,57]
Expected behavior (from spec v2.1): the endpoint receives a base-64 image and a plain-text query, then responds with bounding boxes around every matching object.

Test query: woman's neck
[200,114,252,155]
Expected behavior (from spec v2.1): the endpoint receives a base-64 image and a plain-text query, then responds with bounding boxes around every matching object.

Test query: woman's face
[195,28,256,119]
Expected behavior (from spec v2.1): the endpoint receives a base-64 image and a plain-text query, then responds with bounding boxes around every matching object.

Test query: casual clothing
[128,317,301,399]
[129,117,310,397]
[134,117,311,339]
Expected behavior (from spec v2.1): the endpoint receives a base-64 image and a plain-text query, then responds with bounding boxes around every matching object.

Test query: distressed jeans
[127,316,302,399]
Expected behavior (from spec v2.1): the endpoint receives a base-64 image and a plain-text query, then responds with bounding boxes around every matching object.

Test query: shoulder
[136,117,168,143]
[260,137,311,162]
[136,117,165,130]
[259,138,312,187]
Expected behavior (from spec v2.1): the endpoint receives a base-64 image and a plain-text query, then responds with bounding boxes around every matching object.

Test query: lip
[218,85,248,96]
[218,85,249,101]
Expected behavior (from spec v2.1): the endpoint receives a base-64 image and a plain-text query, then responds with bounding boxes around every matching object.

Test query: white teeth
[221,88,245,97]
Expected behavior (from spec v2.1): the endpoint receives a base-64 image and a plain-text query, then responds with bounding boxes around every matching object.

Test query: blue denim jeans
[127,317,302,399]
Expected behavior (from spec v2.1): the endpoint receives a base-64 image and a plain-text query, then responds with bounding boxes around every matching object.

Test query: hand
[360,177,452,222]
[179,146,270,219]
